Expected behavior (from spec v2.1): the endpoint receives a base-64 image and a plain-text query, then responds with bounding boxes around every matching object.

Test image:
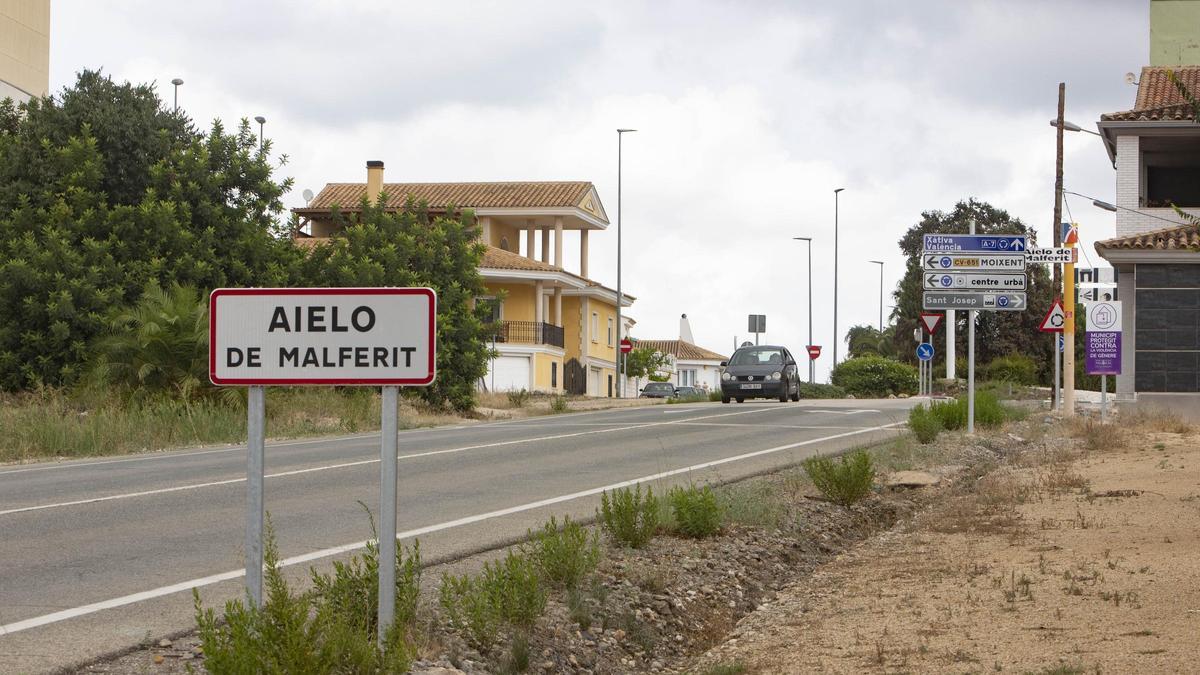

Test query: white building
[635,339,728,392]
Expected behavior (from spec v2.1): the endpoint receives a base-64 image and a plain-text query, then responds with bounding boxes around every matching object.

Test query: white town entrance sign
[209,287,436,385]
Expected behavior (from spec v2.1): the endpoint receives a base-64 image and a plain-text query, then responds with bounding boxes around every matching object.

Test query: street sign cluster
[922,235,1028,312]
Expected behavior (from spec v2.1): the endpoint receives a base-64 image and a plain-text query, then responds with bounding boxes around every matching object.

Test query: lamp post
[793,237,814,383]
[254,116,266,151]
[1049,119,1103,137]
[832,188,845,370]
[616,128,636,398]
[170,78,183,112]
[869,260,884,332]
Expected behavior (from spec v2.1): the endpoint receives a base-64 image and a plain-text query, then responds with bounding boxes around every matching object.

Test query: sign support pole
[1054,333,1061,411]
[1101,375,1107,424]
[245,385,265,607]
[967,220,976,435]
[946,310,955,380]
[1064,230,1077,417]
[378,386,399,645]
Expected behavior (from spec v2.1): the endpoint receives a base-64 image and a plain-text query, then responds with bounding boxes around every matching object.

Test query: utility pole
[1053,83,1065,411]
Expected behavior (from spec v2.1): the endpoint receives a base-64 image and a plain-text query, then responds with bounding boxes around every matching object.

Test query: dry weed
[1122,408,1194,435]
[1067,418,1127,452]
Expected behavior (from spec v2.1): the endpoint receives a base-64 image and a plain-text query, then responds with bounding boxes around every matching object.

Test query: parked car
[672,386,704,399]
[640,382,676,398]
[719,345,801,403]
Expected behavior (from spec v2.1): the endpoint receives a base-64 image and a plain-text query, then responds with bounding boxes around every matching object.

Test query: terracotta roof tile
[635,339,728,362]
[480,246,561,272]
[1095,222,1200,251]
[1102,67,1200,121]
[303,182,594,211]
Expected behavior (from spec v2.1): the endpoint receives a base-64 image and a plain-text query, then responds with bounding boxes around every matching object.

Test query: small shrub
[549,395,569,413]
[908,404,941,444]
[522,515,600,590]
[802,450,876,506]
[719,480,785,530]
[830,355,918,398]
[506,389,530,408]
[599,484,660,548]
[973,391,1006,428]
[708,389,723,402]
[439,552,546,650]
[566,587,592,630]
[502,632,531,674]
[931,397,966,430]
[310,531,422,633]
[796,382,847,399]
[668,484,723,537]
[983,354,1039,385]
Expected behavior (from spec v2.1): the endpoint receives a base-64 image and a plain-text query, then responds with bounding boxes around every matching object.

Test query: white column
[580,230,589,278]
[541,228,550,264]
[479,216,492,245]
[946,311,956,379]
[554,217,564,269]
[553,287,563,326]
[534,280,544,325]
[526,220,536,260]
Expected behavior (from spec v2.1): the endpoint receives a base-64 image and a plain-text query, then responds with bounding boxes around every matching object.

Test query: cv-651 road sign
[923,234,1028,252]
[923,272,1027,291]
[923,292,1026,311]
[923,253,1027,271]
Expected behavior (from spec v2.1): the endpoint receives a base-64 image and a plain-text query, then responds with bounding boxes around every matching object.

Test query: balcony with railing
[493,320,565,348]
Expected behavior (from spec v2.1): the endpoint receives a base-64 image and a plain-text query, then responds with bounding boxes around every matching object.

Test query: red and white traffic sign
[806,345,821,360]
[209,287,437,386]
[1039,299,1066,333]
[918,312,944,334]
[620,338,634,354]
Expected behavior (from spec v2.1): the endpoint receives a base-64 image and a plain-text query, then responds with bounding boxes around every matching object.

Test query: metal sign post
[209,287,437,645]
[1084,301,1122,425]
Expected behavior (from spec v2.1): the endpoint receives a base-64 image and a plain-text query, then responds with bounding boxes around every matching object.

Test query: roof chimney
[366,160,384,205]
[679,313,695,344]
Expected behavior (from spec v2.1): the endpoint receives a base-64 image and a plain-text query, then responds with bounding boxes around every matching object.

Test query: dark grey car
[639,382,676,398]
[719,345,801,403]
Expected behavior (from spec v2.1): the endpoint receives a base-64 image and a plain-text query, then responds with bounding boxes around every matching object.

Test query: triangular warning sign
[919,312,944,334]
[1039,299,1066,333]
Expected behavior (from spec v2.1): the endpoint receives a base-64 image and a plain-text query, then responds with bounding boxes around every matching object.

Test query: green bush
[929,391,1010,430]
[598,484,660,548]
[802,450,876,507]
[310,519,421,634]
[708,389,723,402]
[440,552,546,650]
[830,355,917,398]
[195,521,413,673]
[983,354,1039,385]
[522,515,600,590]
[930,398,966,431]
[796,382,848,399]
[668,484,723,538]
[908,404,941,444]
[507,389,530,408]
[973,390,1006,428]
[549,395,569,413]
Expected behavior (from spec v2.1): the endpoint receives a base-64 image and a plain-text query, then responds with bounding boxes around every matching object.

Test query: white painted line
[0,407,787,517]
[0,420,903,636]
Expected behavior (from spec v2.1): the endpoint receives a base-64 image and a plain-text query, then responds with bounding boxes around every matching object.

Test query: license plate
[740,383,762,390]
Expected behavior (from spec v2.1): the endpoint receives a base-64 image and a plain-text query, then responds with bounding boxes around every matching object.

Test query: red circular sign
[620,339,633,354]
[806,345,821,360]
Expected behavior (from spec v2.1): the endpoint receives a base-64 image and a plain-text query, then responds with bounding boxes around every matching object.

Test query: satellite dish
[1125,72,1138,85]
[302,188,314,204]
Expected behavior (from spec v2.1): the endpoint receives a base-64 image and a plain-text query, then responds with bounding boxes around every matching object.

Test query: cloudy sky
[52,0,1147,380]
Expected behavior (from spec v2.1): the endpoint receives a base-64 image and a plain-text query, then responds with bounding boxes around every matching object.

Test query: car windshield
[729,348,785,366]
[646,383,673,391]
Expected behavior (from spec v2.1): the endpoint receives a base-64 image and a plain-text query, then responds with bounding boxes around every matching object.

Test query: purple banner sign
[1085,331,1121,375]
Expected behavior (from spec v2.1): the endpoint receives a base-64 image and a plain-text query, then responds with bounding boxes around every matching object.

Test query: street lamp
[832,188,845,370]
[793,237,814,383]
[868,260,884,332]
[1049,119,1102,137]
[170,78,183,111]
[254,116,266,151]
[616,128,636,398]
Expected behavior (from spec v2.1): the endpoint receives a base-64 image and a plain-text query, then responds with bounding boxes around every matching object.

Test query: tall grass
[0,387,452,463]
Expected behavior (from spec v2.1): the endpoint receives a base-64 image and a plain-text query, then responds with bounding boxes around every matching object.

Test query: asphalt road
[0,398,916,672]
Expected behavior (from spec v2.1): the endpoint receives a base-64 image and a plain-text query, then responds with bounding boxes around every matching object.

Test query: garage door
[489,356,531,391]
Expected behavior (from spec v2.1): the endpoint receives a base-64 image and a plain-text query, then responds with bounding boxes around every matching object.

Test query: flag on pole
[1062,222,1079,246]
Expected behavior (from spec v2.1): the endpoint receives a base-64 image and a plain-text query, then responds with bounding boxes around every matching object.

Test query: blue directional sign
[1058,334,1065,353]
[922,234,1028,253]
[916,343,934,361]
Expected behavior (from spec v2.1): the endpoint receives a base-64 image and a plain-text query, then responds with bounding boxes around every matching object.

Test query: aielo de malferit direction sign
[209,287,437,386]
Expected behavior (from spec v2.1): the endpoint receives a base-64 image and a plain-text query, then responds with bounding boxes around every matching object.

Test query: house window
[477,296,502,323]
[607,318,614,346]
[591,312,599,343]
[551,362,558,388]
[1141,139,1200,207]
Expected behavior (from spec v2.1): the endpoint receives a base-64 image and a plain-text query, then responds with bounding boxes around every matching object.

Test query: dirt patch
[689,413,1200,674]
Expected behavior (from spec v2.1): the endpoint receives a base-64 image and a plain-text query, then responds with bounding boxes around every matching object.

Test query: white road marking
[0,421,903,636]
[0,406,793,517]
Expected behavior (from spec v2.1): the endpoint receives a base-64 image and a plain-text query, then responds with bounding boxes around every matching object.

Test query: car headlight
[769,371,782,380]
[721,372,733,381]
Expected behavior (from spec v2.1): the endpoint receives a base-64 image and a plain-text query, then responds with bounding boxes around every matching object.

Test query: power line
[1062,189,1192,228]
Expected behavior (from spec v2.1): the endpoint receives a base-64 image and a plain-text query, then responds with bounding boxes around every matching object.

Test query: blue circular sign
[916,343,934,361]
[940,256,952,268]
[940,275,952,287]
[997,295,1010,308]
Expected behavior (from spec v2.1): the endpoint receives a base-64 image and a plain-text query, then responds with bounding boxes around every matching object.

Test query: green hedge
[830,356,918,398]
[983,354,1039,385]
[796,382,847,399]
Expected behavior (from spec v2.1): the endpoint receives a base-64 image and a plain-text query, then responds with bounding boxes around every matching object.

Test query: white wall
[1115,134,1200,236]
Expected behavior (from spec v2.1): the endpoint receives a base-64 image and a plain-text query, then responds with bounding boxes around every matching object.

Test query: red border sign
[806,345,821,360]
[620,338,633,354]
[919,312,944,334]
[1038,299,1066,333]
[209,287,437,386]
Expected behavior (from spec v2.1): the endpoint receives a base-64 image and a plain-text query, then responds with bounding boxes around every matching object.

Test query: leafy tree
[623,345,671,380]
[845,324,896,359]
[892,199,1055,382]
[0,70,298,390]
[297,198,489,412]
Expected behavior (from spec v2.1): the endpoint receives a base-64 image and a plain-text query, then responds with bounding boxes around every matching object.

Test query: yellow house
[292,161,634,396]
[0,0,50,102]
